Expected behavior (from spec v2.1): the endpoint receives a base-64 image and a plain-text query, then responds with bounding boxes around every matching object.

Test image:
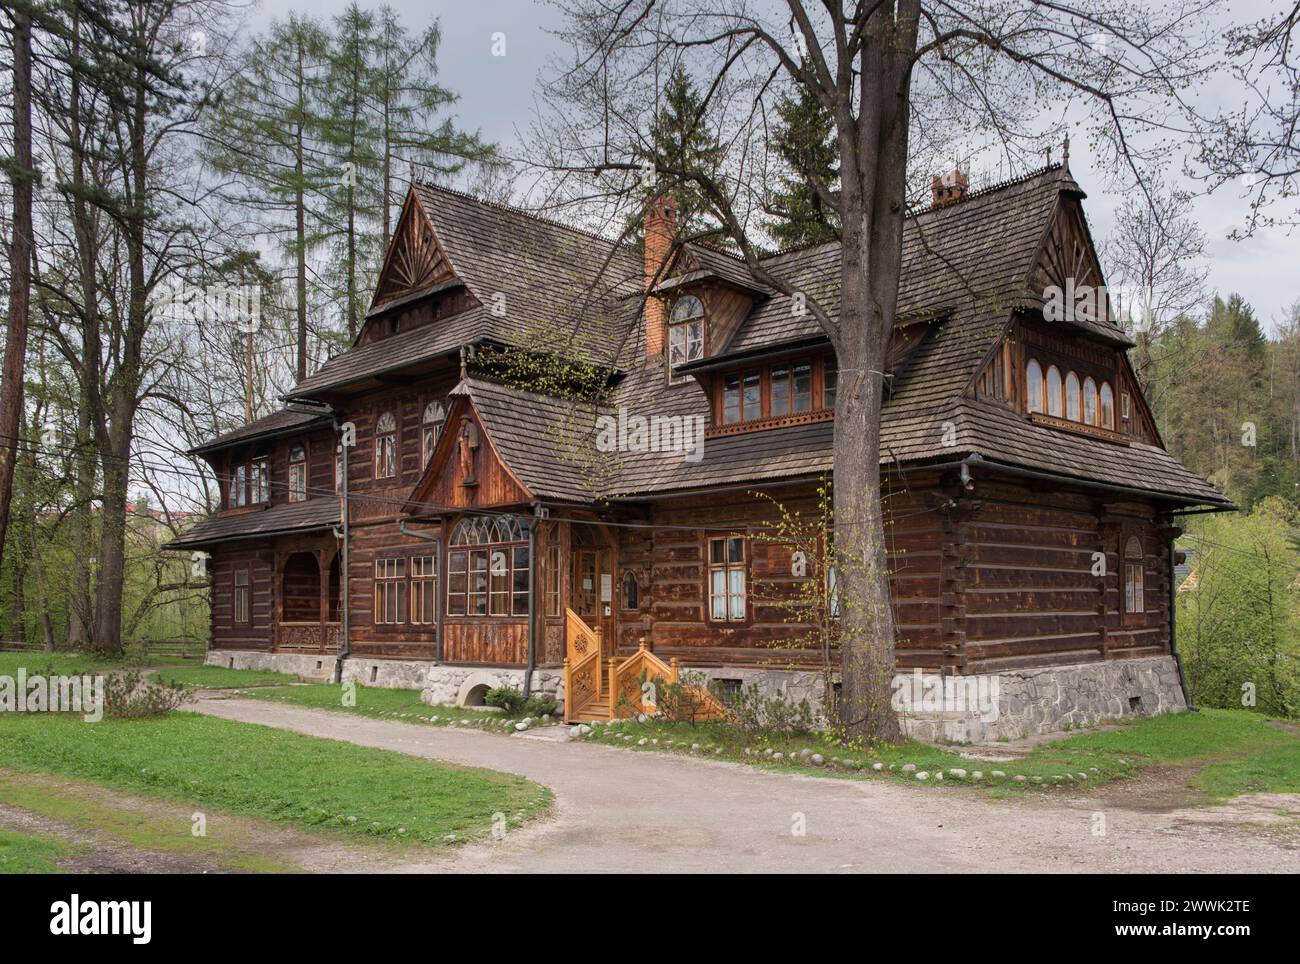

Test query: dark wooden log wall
[952,479,1170,673]
[210,550,273,651]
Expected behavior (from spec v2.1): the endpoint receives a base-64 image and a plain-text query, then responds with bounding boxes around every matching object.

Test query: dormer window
[711,355,835,433]
[1026,357,1115,431]
[668,295,705,383]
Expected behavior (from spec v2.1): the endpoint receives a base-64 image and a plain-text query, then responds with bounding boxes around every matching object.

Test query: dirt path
[193,696,1300,874]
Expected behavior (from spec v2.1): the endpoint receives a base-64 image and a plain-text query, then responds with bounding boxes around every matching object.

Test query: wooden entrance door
[572,548,614,657]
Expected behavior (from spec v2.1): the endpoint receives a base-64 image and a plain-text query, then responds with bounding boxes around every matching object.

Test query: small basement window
[712,678,742,706]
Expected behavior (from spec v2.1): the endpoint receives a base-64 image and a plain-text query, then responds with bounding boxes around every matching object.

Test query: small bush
[728,683,815,736]
[484,686,526,714]
[102,670,193,719]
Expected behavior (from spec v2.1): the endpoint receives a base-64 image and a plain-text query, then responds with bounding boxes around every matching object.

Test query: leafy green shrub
[484,686,526,714]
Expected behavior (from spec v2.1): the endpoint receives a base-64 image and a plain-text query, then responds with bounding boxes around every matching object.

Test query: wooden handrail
[564,608,603,722]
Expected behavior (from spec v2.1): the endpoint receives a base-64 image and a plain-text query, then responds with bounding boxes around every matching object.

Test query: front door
[572,548,614,657]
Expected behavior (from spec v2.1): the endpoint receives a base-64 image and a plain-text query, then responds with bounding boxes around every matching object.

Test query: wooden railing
[563,608,603,722]
[607,639,731,721]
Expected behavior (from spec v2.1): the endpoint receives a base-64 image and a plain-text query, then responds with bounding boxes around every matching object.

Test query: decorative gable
[370,191,456,311]
[404,395,532,515]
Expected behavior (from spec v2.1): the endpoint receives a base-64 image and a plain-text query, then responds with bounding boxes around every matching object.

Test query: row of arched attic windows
[1025,359,1114,429]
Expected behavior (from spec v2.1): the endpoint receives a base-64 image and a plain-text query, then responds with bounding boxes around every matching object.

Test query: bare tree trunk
[0,7,35,577]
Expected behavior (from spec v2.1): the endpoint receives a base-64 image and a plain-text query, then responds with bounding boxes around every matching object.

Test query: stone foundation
[204,650,564,708]
[679,655,1188,743]
[206,650,1186,742]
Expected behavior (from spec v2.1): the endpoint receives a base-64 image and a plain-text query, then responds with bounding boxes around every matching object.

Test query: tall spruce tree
[631,64,725,240]
[370,7,497,249]
[766,83,840,248]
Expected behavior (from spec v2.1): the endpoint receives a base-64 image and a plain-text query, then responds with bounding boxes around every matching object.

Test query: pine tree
[321,3,384,340]
[766,83,840,248]
[632,65,726,240]
[370,8,498,248]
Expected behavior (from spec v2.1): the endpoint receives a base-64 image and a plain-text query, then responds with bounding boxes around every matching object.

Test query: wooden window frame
[621,570,639,611]
[711,355,834,434]
[374,558,406,625]
[667,295,706,384]
[410,555,436,625]
[230,463,248,507]
[1123,535,1146,625]
[374,411,398,480]
[288,446,307,503]
[421,401,445,469]
[1026,354,1120,434]
[707,535,748,623]
[446,516,529,619]
[233,569,250,625]
[545,543,561,617]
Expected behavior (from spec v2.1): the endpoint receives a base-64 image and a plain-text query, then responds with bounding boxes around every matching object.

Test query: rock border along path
[193,695,1300,874]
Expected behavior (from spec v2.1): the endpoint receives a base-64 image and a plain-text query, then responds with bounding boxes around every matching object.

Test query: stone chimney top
[931,166,969,208]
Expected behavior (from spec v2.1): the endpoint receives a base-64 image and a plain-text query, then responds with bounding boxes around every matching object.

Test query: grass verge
[0,712,550,845]
[237,682,556,732]
[577,708,1300,798]
[152,665,299,689]
[0,827,71,873]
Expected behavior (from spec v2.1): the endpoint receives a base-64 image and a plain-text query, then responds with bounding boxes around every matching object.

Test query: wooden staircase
[562,608,729,723]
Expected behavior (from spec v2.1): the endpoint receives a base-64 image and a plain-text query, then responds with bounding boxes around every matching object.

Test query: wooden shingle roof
[167,497,340,549]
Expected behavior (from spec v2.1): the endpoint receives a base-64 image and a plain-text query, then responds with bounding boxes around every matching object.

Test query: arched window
[668,295,705,380]
[1099,382,1114,429]
[288,445,307,502]
[1046,365,1063,417]
[1065,371,1081,421]
[447,515,529,617]
[1083,377,1098,425]
[375,412,397,479]
[1026,360,1044,413]
[422,401,445,468]
[621,571,639,611]
[1123,536,1145,618]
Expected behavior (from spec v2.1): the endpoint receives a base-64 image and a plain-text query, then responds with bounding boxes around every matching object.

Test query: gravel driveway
[194,696,1300,874]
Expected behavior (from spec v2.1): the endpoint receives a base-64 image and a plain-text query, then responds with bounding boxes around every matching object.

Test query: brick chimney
[930,166,969,208]
[644,195,677,359]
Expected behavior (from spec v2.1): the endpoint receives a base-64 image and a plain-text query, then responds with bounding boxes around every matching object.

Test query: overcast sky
[252,0,1300,331]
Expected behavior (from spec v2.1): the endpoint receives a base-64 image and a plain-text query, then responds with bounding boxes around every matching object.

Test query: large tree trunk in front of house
[0,8,34,580]
[92,427,132,656]
[831,3,919,744]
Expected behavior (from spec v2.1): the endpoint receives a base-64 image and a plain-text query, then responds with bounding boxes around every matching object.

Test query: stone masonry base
[204,650,564,708]
[205,650,1184,741]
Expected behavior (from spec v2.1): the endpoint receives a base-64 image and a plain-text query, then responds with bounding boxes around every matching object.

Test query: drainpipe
[333,420,351,684]
[398,519,444,662]
[523,505,543,697]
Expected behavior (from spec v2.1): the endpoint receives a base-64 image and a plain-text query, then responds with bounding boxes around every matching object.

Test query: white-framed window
[708,535,747,622]
[233,569,250,624]
[1100,382,1115,428]
[375,411,397,479]
[288,446,307,502]
[1065,371,1080,421]
[251,458,270,504]
[668,295,705,382]
[410,555,436,625]
[1046,365,1064,417]
[1083,376,1098,425]
[375,558,406,624]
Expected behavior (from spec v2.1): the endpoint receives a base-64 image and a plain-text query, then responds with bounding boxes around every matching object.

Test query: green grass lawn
[580,708,1300,799]
[0,652,196,678]
[152,665,299,689]
[0,712,550,845]
[237,682,556,731]
[0,828,71,873]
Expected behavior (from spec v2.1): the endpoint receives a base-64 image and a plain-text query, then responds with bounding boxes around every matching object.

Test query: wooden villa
[170,160,1230,739]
